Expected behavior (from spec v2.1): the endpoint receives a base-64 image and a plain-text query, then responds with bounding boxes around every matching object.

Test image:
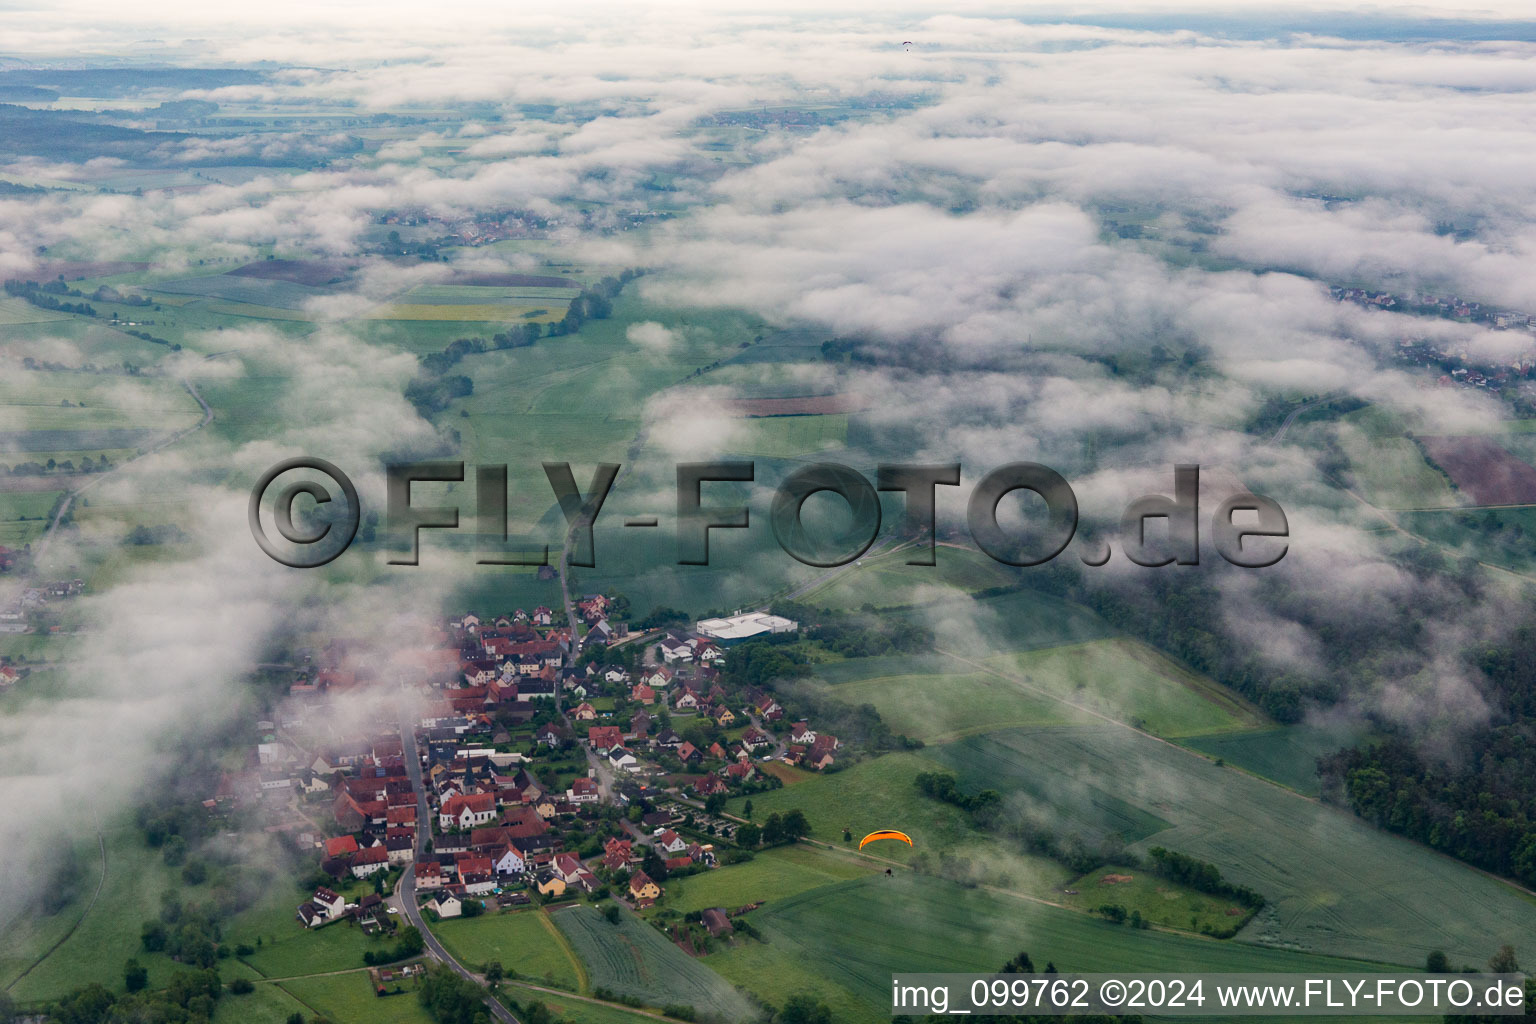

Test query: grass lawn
[0,825,217,1001]
[431,910,581,990]
[653,845,875,917]
[214,977,313,1024]
[280,970,435,1024]
[232,897,397,979]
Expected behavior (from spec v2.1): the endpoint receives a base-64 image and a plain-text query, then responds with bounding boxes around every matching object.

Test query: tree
[782,809,810,840]
[285,1014,305,1024]
[777,993,832,1024]
[1427,950,1450,973]
[124,958,148,992]
[743,799,753,819]
[230,978,255,995]
[1490,945,1520,974]
[603,904,621,924]
[484,961,504,982]
[1001,951,1034,973]
[736,822,761,848]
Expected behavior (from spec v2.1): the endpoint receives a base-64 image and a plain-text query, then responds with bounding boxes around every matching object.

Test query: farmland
[497,981,691,1024]
[431,910,582,990]
[1181,721,1374,796]
[812,638,1262,743]
[981,640,1264,738]
[550,905,755,1021]
[1058,864,1258,934]
[934,725,1536,966]
[279,971,435,1024]
[1417,435,1536,506]
[1337,430,1459,509]
[652,845,875,916]
[714,873,1419,1024]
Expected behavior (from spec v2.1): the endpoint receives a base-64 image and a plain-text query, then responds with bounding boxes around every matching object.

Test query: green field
[1337,430,1459,509]
[0,826,255,1001]
[213,976,313,1024]
[1396,506,1536,574]
[432,910,581,990]
[934,725,1536,966]
[720,414,849,459]
[708,873,1414,1024]
[982,639,1264,738]
[280,971,434,1024]
[1059,864,1257,934]
[802,545,1028,611]
[813,638,1260,743]
[499,981,694,1024]
[551,905,755,1021]
[1181,721,1373,796]
[655,845,875,916]
[726,753,1077,896]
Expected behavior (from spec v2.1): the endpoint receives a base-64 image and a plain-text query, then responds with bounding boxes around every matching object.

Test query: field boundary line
[3,821,107,993]
[539,908,589,995]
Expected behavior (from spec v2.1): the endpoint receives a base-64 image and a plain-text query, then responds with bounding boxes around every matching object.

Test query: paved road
[1270,394,1335,444]
[396,692,520,1024]
[24,376,213,576]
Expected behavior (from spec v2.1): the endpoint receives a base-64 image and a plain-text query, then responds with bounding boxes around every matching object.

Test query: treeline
[912,770,1266,915]
[915,770,1002,822]
[5,278,97,316]
[1318,734,1536,886]
[1021,548,1486,724]
[38,968,223,1024]
[2,454,114,477]
[912,768,1122,874]
[1146,847,1264,908]
[417,962,492,1024]
[786,603,936,658]
[405,268,643,419]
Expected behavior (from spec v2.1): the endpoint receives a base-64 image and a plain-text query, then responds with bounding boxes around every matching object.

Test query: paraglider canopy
[859,829,914,849]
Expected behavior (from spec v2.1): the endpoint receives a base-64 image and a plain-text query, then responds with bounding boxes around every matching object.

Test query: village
[209,596,834,960]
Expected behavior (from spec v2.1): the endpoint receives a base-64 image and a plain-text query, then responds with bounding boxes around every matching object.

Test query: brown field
[722,394,867,417]
[1417,435,1536,505]
[229,259,358,286]
[445,271,580,288]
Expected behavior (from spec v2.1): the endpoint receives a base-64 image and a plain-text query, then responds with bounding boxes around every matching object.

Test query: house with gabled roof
[629,870,661,904]
[438,792,497,831]
[587,725,624,754]
[350,845,389,879]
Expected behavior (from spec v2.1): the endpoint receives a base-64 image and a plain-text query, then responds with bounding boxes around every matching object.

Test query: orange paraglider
[858,829,914,850]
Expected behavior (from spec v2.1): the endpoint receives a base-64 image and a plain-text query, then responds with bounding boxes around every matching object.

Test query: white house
[312,887,346,921]
[655,829,688,855]
[492,845,526,876]
[438,792,497,831]
[429,893,462,919]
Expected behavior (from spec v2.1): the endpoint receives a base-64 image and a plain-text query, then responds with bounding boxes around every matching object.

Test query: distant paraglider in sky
[901,40,913,52]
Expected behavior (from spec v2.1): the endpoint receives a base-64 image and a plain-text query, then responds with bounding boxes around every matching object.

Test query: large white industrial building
[694,611,799,645]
